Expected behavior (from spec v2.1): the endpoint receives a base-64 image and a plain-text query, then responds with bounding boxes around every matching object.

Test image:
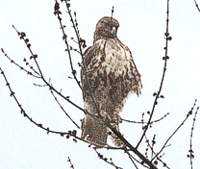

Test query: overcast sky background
[0,0,200,169]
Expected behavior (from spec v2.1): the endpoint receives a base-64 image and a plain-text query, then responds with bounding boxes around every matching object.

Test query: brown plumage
[81,16,142,147]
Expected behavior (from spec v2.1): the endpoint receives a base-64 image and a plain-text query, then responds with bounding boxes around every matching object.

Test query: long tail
[81,115,108,147]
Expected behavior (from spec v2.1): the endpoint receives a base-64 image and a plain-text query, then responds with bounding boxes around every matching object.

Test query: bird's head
[94,16,119,42]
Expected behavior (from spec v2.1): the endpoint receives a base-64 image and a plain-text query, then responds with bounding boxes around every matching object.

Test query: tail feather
[81,115,108,147]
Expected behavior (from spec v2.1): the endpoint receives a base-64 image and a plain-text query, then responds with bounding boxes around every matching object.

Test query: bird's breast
[97,38,132,76]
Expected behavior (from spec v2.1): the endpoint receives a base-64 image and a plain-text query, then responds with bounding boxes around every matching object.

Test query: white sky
[0,0,200,169]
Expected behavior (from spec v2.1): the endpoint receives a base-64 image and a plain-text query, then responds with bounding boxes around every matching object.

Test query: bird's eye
[103,22,109,27]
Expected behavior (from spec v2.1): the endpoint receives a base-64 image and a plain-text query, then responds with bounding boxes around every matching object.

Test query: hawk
[81,16,142,147]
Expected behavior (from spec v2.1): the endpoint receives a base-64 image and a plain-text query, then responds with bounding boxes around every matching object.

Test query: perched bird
[81,16,142,147]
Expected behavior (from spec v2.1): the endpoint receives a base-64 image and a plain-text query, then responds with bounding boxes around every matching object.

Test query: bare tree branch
[152,100,198,161]
[193,0,200,12]
[67,157,75,169]
[93,148,123,169]
[187,104,199,169]
[122,112,169,124]
[54,0,83,90]
[50,87,80,129]
[12,25,84,112]
[136,0,171,149]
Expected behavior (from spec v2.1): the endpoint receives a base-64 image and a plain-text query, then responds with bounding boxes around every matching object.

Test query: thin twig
[144,134,170,168]
[124,149,143,169]
[188,105,199,169]
[12,25,84,112]
[50,88,80,129]
[67,157,75,169]
[122,112,169,124]
[152,100,197,161]
[0,67,74,137]
[63,0,85,59]
[58,0,101,117]
[93,148,123,169]
[136,0,171,149]
[193,0,200,12]
[1,48,40,78]
[54,0,82,90]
